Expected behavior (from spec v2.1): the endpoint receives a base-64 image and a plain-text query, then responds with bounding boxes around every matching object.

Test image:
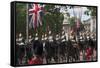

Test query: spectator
[28,40,43,64]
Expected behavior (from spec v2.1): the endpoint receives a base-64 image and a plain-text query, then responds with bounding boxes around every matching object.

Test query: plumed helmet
[49,31,51,34]
[29,35,32,39]
[42,35,44,38]
[35,33,38,36]
[45,34,47,37]
[19,33,22,37]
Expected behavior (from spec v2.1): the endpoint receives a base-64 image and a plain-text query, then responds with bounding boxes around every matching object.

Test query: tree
[16,3,27,37]
[84,7,97,32]
[16,3,64,38]
[41,5,64,35]
[69,17,75,27]
[84,7,97,17]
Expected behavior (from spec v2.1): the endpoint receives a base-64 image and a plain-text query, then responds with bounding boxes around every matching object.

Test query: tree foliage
[84,7,97,17]
[16,3,27,37]
[41,5,64,35]
[16,3,64,38]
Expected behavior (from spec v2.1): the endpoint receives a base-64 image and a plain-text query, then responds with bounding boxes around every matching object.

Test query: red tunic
[28,57,43,64]
[86,47,92,60]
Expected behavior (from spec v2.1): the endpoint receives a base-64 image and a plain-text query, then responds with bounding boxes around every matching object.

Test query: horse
[66,40,80,62]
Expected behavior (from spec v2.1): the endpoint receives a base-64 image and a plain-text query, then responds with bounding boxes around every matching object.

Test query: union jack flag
[28,3,44,29]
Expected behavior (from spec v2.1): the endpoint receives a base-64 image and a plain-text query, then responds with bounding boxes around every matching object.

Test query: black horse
[66,40,79,62]
[58,41,67,63]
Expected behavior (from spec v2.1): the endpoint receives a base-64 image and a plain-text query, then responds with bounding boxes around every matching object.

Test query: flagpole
[22,3,29,64]
[26,3,29,44]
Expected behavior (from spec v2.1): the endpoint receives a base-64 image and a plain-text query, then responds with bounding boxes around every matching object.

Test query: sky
[67,6,91,21]
[60,6,91,22]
